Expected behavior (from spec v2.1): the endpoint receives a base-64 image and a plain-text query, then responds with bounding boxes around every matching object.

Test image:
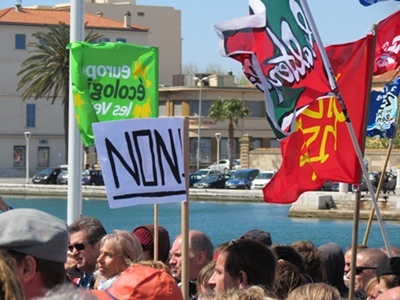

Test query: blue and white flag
[367,77,400,138]
[359,0,400,6]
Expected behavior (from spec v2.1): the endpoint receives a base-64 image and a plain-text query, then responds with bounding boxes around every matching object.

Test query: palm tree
[16,22,102,162]
[208,99,251,169]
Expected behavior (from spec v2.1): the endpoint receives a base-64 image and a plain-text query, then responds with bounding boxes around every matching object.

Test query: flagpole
[299,1,392,298]
[68,0,84,224]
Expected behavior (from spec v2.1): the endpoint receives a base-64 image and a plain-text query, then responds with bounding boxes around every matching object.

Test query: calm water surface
[4,196,399,250]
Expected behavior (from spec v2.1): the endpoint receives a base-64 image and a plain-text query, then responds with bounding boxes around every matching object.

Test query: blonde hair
[100,230,143,266]
[0,250,24,300]
[287,283,340,300]
[214,286,277,300]
[133,260,172,275]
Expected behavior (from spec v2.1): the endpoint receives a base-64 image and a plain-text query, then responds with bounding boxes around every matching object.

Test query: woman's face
[97,242,127,279]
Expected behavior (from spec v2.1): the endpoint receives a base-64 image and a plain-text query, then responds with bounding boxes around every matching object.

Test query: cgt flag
[374,10,400,75]
[214,0,331,139]
[68,42,159,146]
[264,36,374,204]
[367,77,400,138]
[359,0,400,6]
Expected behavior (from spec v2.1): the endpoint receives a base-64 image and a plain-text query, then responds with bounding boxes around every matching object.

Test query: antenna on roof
[15,0,22,12]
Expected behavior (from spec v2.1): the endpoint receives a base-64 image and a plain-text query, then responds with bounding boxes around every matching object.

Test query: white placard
[93,117,187,208]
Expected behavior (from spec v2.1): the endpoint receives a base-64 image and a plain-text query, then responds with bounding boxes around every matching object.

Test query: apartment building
[0,5,150,177]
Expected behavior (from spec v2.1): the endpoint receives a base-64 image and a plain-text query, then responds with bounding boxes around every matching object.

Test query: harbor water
[3,196,399,250]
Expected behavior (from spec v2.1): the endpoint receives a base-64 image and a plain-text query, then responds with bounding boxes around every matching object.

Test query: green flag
[68,42,159,146]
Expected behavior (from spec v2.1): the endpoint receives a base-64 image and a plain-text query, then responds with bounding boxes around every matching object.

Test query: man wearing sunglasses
[68,215,106,289]
[345,247,388,298]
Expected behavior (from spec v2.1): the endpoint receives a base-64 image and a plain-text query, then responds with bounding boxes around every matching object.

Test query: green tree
[208,99,251,169]
[16,22,102,162]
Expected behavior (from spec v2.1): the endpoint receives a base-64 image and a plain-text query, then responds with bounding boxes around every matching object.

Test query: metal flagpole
[299,1,392,298]
[68,0,84,224]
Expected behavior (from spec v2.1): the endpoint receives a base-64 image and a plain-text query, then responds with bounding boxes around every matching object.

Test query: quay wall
[1,183,400,221]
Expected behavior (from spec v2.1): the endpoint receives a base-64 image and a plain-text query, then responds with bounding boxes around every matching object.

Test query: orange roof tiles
[0,7,148,31]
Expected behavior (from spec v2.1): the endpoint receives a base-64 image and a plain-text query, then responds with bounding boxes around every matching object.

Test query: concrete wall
[248,148,400,172]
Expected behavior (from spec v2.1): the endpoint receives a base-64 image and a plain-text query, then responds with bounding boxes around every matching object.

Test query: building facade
[0,5,150,177]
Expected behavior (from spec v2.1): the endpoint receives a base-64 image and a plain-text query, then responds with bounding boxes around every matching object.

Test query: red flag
[264,36,374,204]
[374,10,400,75]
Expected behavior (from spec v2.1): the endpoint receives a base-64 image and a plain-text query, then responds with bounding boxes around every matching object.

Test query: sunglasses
[354,266,377,275]
[68,241,91,252]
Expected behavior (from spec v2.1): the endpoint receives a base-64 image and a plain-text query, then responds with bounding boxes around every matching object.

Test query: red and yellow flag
[264,35,374,204]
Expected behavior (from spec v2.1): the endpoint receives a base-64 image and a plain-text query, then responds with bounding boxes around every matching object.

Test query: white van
[251,170,277,190]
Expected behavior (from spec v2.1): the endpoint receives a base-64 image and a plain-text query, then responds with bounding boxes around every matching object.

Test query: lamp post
[24,131,31,185]
[215,133,221,172]
[193,76,208,170]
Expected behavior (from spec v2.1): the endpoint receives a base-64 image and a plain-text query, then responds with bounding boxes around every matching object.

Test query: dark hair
[68,216,106,244]
[272,245,306,274]
[224,239,276,290]
[291,240,325,283]
[8,250,65,289]
[273,261,307,299]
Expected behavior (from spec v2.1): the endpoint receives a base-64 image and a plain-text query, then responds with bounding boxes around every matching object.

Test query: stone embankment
[1,181,400,220]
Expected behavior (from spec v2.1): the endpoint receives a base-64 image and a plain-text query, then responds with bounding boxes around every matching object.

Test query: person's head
[197,260,216,298]
[273,261,307,299]
[291,240,324,283]
[91,264,183,300]
[133,224,170,263]
[208,239,277,294]
[366,277,380,300]
[0,208,69,300]
[286,282,341,300]
[169,230,214,281]
[376,257,400,294]
[0,250,24,300]
[239,229,272,247]
[344,245,368,275]
[212,285,277,300]
[68,216,107,276]
[97,230,142,280]
[376,286,400,300]
[272,245,307,277]
[318,242,348,297]
[346,248,388,293]
[380,246,400,258]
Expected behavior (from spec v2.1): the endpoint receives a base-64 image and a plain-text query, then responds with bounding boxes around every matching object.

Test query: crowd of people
[0,195,400,300]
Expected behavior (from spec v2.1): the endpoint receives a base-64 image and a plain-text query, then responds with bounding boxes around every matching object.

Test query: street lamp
[24,131,31,184]
[193,76,209,170]
[215,133,221,172]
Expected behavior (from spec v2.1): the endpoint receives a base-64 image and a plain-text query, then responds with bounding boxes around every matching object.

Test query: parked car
[82,169,104,186]
[208,159,230,173]
[331,177,369,192]
[32,166,67,184]
[225,169,260,189]
[251,170,276,190]
[56,169,69,185]
[189,173,204,187]
[193,174,231,189]
[319,180,333,191]
[193,169,221,178]
[233,159,241,170]
[370,171,397,194]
